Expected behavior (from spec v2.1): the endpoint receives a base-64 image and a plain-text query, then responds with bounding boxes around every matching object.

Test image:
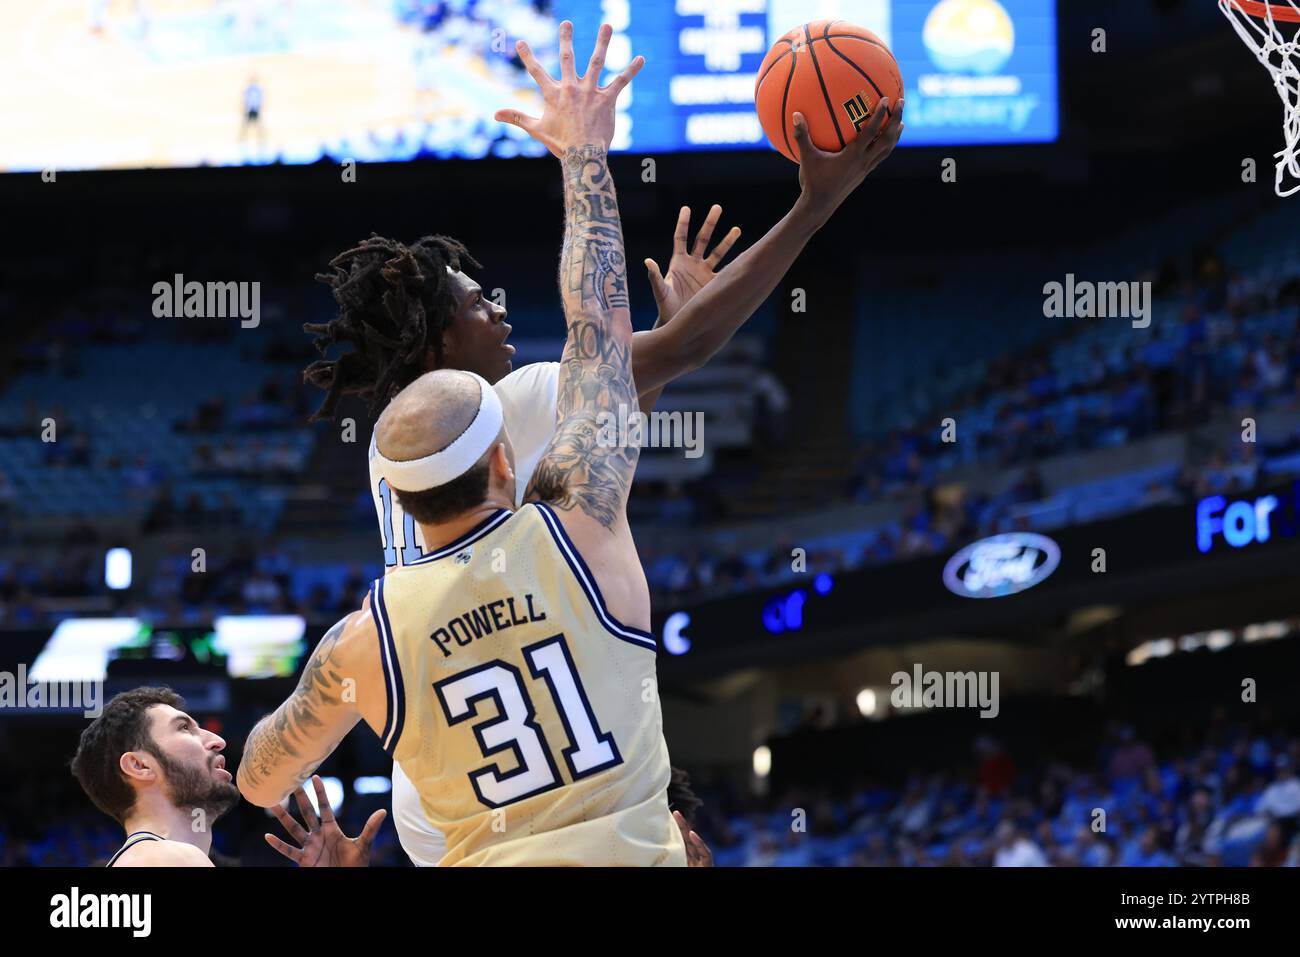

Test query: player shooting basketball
[238,21,688,863]
[242,21,901,865]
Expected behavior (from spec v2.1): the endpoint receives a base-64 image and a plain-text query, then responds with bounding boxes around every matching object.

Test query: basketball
[754,19,904,163]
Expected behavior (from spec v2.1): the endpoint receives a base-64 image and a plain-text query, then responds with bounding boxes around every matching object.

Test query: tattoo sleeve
[526,145,639,527]
[237,617,353,801]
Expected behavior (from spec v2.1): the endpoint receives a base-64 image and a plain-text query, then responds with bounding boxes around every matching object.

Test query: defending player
[238,23,687,863]
[283,21,901,864]
[70,686,383,867]
[70,687,239,867]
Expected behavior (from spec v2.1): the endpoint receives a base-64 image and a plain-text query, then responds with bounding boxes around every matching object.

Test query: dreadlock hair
[667,766,704,828]
[303,233,481,422]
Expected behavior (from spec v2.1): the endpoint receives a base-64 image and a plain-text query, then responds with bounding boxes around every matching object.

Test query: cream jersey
[381,361,557,865]
[369,361,559,569]
[368,503,685,867]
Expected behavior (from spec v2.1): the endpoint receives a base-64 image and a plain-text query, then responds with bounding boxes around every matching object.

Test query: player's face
[144,705,240,820]
[440,270,514,384]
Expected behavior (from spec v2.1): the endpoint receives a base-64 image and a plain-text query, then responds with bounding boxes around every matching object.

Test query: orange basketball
[754,19,904,164]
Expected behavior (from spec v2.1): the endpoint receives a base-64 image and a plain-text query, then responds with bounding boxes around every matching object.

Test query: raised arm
[495,22,644,525]
[497,21,649,628]
[630,99,904,398]
[527,141,638,524]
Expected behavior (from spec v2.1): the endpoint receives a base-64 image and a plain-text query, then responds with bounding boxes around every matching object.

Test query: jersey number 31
[433,634,623,808]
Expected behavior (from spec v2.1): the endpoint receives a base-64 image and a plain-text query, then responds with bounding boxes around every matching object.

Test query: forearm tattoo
[238,618,348,796]
[528,145,639,528]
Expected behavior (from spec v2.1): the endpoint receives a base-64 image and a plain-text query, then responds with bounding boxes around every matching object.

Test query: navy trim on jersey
[106,831,165,867]
[405,508,513,566]
[530,502,656,651]
[369,578,407,756]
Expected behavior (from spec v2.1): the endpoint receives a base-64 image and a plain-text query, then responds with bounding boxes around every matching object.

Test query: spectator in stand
[1074,827,1114,867]
[1119,826,1177,867]
[974,736,1016,797]
[1257,756,1300,824]
[1009,466,1044,505]
[1250,822,1289,867]
[1108,725,1155,781]
[992,822,1047,867]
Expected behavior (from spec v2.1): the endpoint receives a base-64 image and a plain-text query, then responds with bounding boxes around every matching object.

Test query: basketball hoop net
[1220,0,1300,195]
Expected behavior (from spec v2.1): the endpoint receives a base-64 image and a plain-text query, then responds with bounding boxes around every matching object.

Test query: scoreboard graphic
[0,0,1057,172]
[581,0,1056,154]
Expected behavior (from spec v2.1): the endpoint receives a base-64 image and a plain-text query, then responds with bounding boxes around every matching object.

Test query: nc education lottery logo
[923,0,1015,75]
[914,0,1042,135]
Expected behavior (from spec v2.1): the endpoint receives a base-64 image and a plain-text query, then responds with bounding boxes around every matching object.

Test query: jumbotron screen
[2,0,1057,172]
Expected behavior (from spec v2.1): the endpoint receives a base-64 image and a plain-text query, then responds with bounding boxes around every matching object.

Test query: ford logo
[943,533,1060,599]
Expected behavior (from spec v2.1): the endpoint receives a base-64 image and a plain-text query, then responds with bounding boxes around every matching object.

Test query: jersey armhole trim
[369,577,407,755]
[530,502,656,651]
[106,831,165,867]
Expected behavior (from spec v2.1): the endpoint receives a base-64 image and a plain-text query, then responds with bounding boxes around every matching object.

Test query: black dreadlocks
[303,233,481,422]
[667,766,704,828]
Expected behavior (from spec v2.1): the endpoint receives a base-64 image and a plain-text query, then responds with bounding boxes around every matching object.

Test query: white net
[1220,0,1300,195]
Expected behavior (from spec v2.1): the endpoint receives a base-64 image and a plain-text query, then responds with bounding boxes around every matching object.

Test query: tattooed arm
[496,22,643,525]
[497,21,650,628]
[525,143,638,525]
[237,608,384,808]
[525,144,650,630]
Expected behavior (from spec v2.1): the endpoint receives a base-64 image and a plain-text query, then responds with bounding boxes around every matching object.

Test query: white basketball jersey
[391,760,446,865]
[368,362,559,570]
[372,361,559,865]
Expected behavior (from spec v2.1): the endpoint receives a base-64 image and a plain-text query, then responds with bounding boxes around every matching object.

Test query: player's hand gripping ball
[755,19,904,163]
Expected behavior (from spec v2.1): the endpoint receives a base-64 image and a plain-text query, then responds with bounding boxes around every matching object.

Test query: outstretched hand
[793,97,904,223]
[644,204,742,325]
[265,775,387,867]
[494,21,644,157]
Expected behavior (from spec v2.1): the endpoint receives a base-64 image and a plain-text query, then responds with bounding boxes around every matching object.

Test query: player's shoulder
[494,361,559,401]
[112,839,213,868]
[328,604,380,666]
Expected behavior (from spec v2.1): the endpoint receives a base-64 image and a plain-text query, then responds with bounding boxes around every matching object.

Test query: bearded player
[277,21,902,864]
[70,687,240,866]
[69,687,384,867]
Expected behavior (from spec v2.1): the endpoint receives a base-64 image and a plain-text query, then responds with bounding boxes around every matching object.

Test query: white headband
[374,371,503,491]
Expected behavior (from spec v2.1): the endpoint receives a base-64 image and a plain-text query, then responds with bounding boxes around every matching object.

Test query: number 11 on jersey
[378,478,424,566]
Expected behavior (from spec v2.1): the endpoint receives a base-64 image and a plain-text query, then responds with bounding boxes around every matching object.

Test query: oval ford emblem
[943,533,1060,599]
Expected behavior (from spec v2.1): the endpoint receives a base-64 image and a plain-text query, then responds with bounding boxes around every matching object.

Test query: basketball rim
[1226,0,1300,21]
